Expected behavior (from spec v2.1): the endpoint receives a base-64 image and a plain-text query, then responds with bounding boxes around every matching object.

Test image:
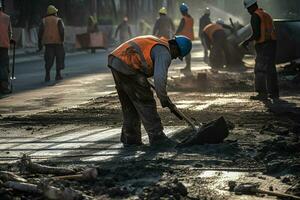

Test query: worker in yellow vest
[242,0,279,101]
[203,19,230,69]
[176,3,194,75]
[0,2,13,94]
[38,5,65,82]
[108,35,192,147]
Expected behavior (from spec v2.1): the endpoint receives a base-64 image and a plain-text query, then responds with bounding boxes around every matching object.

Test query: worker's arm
[128,25,132,37]
[170,18,175,33]
[58,19,65,43]
[202,32,211,50]
[114,24,120,38]
[176,18,185,35]
[245,13,261,43]
[38,21,44,50]
[151,45,172,107]
[153,19,159,35]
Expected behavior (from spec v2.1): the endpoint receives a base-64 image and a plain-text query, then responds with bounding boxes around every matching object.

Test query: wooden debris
[53,168,98,181]
[4,181,41,194]
[18,154,75,175]
[0,171,27,182]
[234,183,300,200]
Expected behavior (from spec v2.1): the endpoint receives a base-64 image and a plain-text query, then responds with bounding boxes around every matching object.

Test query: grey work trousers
[111,68,164,144]
[209,31,230,68]
[44,44,65,72]
[254,41,279,97]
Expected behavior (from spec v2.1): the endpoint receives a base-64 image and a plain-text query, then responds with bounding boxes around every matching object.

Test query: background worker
[153,7,175,39]
[107,35,192,147]
[242,0,279,100]
[203,19,230,69]
[0,2,13,94]
[199,7,211,63]
[38,5,65,82]
[115,16,132,44]
[87,15,99,53]
[176,3,194,75]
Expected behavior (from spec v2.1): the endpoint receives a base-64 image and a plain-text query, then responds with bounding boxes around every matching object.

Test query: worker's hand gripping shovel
[149,83,200,132]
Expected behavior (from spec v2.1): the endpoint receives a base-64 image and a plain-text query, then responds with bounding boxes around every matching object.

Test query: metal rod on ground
[10,41,16,92]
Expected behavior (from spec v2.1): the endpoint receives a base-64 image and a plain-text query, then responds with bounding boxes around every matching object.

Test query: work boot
[250,93,268,101]
[149,132,177,147]
[55,71,63,81]
[0,82,11,95]
[45,71,50,82]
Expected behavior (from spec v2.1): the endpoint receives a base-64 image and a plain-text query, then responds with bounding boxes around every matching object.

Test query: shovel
[150,83,230,146]
[149,83,200,132]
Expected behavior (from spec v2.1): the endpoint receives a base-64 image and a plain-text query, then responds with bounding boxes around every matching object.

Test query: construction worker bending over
[38,5,65,82]
[0,2,13,94]
[242,0,279,101]
[176,3,194,75]
[153,7,175,39]
[108,35,192,147]
[115,17,132,44]
[199,7,212,63]
[203,19,230,69]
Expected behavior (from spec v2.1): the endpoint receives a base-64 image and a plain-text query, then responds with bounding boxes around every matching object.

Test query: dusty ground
[0,64,299,199]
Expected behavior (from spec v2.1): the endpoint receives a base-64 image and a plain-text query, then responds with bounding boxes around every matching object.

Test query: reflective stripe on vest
[0,12,10,48]
[255,8,276,43]
[111,35,170,77]
[203,23,223,42]
[178,15,194,40]
[42,16,62,44]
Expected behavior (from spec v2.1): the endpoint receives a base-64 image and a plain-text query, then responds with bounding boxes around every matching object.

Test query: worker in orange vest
[108,35,192,147]
[176,3,194,75]
[0,2,13,94]
[203,19,230,69]
[242,0,279,101]
[38,5,65,82]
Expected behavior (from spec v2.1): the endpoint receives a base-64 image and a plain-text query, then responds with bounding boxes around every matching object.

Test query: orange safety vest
[203,23,224,42]
[178,15,194,40]
[0,12,10,48]
[254,8,276,43]
[111,35,170,77]
[42,15,63,45]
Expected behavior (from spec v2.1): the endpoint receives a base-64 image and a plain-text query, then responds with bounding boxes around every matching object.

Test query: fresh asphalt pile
[0,69,299,199]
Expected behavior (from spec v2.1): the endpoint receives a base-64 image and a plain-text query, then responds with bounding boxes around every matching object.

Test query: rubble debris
[4,181,41,194]
[260,123,289,135]
[38,182,93,200]
[178,116,230,147]
[139,178,188,199]
[18,154,75,175]
[233,183,300,199]
[0,171,27,183]
[54,168,98,181]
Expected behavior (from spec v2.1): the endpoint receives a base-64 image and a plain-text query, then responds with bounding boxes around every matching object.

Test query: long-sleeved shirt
[153,14,175,39]
[199,14,211,37]
[108,45,171,101]
[247,13,261,43]
[115,21,132,41]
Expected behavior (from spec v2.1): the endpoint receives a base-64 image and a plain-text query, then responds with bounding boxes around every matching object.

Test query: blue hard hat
[179,3,189,13]
[175,35,192,59]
